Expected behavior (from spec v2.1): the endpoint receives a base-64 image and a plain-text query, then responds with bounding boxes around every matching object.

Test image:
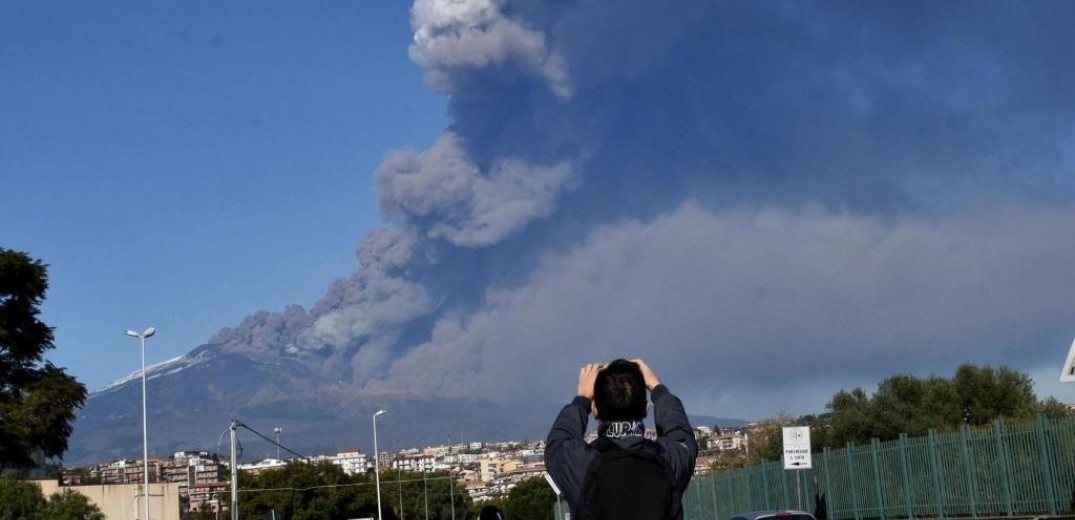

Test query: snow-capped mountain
[65,341,558,466]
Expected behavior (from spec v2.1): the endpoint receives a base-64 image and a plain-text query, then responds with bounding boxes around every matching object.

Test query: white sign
[1060,337,1075,383]
[782,426,812,470]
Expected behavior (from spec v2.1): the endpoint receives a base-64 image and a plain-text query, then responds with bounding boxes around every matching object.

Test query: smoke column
[213,0,1075,417]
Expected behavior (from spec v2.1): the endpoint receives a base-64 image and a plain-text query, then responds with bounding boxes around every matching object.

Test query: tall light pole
[398,449,404,520]
[124,326,156,520]
[373,410,387,520]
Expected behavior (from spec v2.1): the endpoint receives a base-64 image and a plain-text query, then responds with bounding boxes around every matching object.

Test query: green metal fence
[684,415,1075,520]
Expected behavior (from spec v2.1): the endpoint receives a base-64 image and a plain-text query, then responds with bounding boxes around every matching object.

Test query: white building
[329,450,369,475]
[237,458,286,475]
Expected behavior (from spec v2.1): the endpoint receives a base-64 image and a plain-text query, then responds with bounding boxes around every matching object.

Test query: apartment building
[313,450,369,475]
[237,458,287,475]
[161,451,227,511]
[707,430,748,451]
[187,481,229,514]
[391,452,438,473]
[91,458,165,484]
[479,458,518,483]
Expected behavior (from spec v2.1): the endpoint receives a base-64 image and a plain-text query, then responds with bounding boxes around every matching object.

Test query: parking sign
[782,426,812,470]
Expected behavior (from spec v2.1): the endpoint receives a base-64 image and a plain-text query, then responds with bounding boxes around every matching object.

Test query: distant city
[61,423,758,515]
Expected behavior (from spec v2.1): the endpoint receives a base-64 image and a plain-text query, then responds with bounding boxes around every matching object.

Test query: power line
[238,475,457,494]
[235,422,310,462]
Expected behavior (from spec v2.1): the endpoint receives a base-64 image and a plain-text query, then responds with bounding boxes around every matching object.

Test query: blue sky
[4,1,1075,421]
[1,1,446,391]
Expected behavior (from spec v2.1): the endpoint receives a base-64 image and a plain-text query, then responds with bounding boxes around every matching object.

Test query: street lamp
[124,326,156,520]
[373,410,387,520]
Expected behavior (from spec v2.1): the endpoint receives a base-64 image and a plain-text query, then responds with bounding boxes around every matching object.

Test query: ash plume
[217,0,1075,418]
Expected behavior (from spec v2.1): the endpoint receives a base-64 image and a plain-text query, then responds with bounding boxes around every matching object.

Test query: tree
[707,449,750,474]
[426,471,472,520]
[1040,396,1073,419]
[179,500,217,520]
[752,422,787,463]
[395,470,469,520]
[0,476,45,520]
[824,363,1061,447]
[827,387,874,447]
[233,461,368,520]
[36,489,105,520]
[0,476,104,520]
[869,374,960,439]
[228,462,471,520]
[952,364,1037,426]
[180,506,218,520]
[0,248,87,468]
[504,475,556,520]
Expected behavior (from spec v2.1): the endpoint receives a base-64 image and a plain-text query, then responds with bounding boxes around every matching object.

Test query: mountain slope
[67,343,549,465]
[67,343,744,466]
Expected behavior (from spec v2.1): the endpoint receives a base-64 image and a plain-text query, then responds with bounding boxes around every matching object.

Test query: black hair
[479,505,504,520]
[593,359,647,421]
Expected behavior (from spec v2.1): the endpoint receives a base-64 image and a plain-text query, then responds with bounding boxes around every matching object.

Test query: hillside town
[62,424,756,515]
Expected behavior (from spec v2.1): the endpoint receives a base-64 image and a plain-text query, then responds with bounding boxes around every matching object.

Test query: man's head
[478,505,503,520]
[592,359,648,421]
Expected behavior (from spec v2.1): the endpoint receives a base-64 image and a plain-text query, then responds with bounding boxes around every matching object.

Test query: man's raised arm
[543,363,601,506]
[633,358,698,488]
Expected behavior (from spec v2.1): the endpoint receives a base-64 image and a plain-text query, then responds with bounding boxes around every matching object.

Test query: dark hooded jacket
[544,384,698,516]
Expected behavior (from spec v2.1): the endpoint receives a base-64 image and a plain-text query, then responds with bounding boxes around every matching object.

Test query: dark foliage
[0,249,87,468]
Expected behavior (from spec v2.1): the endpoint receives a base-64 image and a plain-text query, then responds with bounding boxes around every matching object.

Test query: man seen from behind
[544,358,698,519]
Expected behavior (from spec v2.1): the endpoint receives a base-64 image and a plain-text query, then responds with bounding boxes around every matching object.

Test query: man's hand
[631,358,661,391]
[577,363,602,399]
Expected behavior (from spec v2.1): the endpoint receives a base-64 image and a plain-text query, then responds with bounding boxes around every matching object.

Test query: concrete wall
[36,480,182,520]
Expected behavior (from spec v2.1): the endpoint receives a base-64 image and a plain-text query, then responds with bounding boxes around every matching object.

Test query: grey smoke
[215,0,1075,418]
[367,203,1075,413]
[376,132,573,247]
[410,0,571,98]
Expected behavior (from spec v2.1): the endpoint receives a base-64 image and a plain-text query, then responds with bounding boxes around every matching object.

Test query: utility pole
[230,420,240,520]
[449,468,456,520]
[423,467,429,520]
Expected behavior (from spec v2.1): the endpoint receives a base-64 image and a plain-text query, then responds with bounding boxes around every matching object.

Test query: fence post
[712,473,719,520]
[847,442,860,520]
[928,429,947,518]
[960,424,978,517]
[696,480,703,520]
[739,471,747,513]
[748,467,756,512]
[1035,414,1059,515]
[823,447,834,519]
[898,433,913,519]
[762,462,772,510]
[871,438,885,519]
[993,420,1013,516]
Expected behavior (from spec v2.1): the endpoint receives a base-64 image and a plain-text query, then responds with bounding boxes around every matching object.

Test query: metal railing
[685,415,1075,520]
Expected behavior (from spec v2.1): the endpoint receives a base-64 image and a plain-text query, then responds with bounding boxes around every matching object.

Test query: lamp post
[398,452,404,520]
[124,326,156,520]
[373,410,387,520]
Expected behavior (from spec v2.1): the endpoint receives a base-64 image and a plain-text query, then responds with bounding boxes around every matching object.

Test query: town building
[161,451,227,511]
[311,450,370,475]
[69,427,757,510]
[90,458,165,484]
